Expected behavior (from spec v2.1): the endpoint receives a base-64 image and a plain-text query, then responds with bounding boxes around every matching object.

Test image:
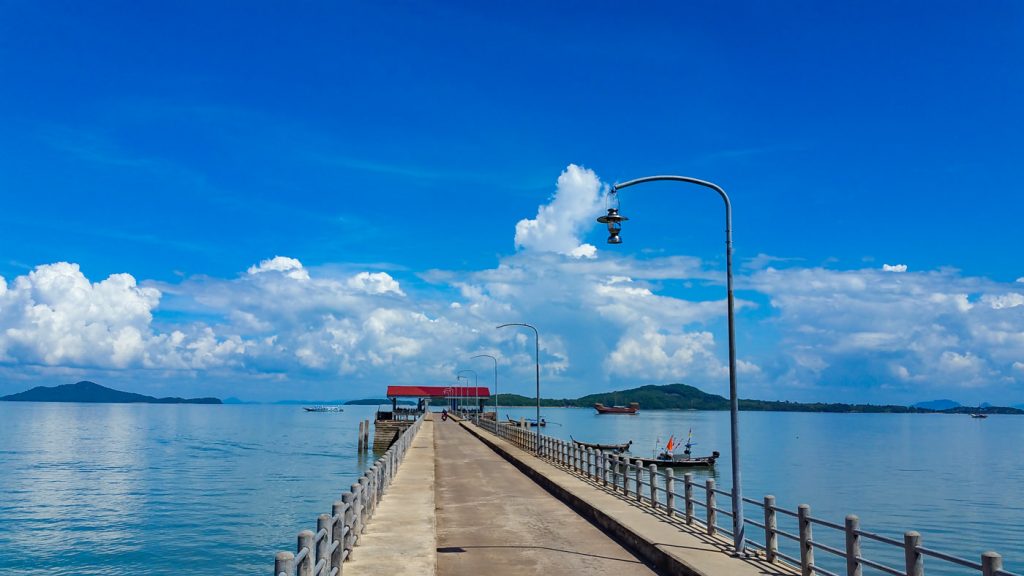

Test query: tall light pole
[597,174,745,554]
[496,323,540,453]
[472,354,498,418]
[458,369,477,415]
[456,375,468,412]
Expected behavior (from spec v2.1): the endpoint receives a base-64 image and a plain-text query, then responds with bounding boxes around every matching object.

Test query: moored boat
[633,430,718,468]
[970,413,988,419]
[507,415,546,427]
[570,436,632,453]
[594,402,639,415]
[303,406,345,412]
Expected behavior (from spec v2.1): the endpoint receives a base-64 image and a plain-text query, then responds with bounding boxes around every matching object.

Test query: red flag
[666,436,675,452]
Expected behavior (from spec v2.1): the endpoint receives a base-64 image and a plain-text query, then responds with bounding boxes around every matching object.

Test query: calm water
[0,402,380,575]
[504,406,1024,575]
[1,404,1021,575]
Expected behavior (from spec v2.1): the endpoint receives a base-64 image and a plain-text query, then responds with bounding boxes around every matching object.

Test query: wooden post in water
[765,495,778,563]
[363,420,370,451]
[665,469,675,517]
[904,531,923,576]
[798,504,813,576]
[357,420,364,452]
[706,478,716,536]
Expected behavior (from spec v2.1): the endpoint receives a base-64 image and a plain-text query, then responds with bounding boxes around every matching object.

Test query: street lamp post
[456,375,467,412]
[597,174,745,554]
[471,354,498,419]
[496,323,541,453]
[458,369,477,416]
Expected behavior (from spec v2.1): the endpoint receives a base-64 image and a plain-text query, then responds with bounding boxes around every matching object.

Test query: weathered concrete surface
[459,420,797,576]
[345,415,436,576]
[435,417,659,576]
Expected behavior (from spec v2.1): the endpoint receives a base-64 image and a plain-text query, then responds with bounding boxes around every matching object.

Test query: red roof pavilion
[386,385,491,398]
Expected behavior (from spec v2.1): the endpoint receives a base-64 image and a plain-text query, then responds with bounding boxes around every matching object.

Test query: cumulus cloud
[514,164,603,259]
[748,266,1024,396]
[882,264,908,272]
[247,256,309,280]
[346,272,404,296]
[0,262,243,370]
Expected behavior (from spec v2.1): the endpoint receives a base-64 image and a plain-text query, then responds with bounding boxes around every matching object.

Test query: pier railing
[474,416,1019,576]
[273,414,425,576]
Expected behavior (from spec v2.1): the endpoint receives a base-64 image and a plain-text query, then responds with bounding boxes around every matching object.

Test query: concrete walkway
[459,420,796,576]
[345,415,437,576]
[434,417,659,576]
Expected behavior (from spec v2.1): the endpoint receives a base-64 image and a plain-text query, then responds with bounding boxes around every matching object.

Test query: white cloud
[0,263,243,370]
[748,266,1024,394]
[347,272,404,296]
[247,256,309,280]
[983,293,1024,309]
[882,264,908,272]
[514,164,603,258]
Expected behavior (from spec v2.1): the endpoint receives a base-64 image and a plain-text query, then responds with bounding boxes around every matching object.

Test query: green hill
[0,381,221,404]
[489,383,1023,414]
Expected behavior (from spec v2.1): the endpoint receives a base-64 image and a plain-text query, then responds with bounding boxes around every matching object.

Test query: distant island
[491,383,1024,414]
[0,381,221,404]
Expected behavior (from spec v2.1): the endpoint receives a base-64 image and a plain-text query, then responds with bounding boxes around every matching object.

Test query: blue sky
[1,2,1022,404]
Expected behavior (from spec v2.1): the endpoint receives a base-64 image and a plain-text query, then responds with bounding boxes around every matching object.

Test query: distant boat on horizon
[303,406,344,413]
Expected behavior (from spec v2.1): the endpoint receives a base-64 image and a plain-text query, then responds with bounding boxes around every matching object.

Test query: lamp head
[597,187,627,244]
[596,208,627,244]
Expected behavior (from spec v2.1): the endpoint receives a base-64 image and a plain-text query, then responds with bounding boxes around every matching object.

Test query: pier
[274,411,1018,576]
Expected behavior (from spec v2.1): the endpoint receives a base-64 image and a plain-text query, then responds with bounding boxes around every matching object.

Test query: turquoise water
[1,403,1021,575]
[504,406,1024,575]
[0,402,380,575]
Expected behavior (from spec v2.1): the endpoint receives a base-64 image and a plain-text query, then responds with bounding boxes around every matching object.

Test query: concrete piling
[844,514,859,575]
[798,504,813,576]
[765,495,778,563]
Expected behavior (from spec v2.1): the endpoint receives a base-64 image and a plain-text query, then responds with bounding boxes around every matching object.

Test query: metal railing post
[684,473,694,524]
[765,495,778,563]
[904,531,923,576]
[845,514,860,576]
[798,504,814,576]
[665,469,675,517]
[706,478,716,535]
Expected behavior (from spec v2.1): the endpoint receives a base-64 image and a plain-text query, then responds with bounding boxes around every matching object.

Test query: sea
[0,402,1021,575]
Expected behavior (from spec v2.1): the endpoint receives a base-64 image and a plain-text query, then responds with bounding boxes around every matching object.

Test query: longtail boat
[506,415,546,427]
[631,429,717,468]
[594,402,639,415]
[570,436,632,453]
